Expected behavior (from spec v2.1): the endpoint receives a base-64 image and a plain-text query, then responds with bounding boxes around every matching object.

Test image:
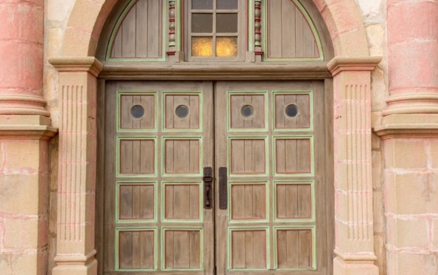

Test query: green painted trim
[248,0,255,52]
[115,181,158,224]
[160,181,204,223]
[227,135,270,177]
[272,180,316,223]
[161,136,204,177]
[271,90,314,132]
[227,226,271,270]
[116,136,158,178]
[272,135,315,177]
[161,227,204,271]
[116,90,158,132]
[226,90,269,132]
[272,226,317,270]
[115,227,158,271]
[262,0,324,62]
[105,0,167,62]
[227,181,269,224]
[161,90,203,132]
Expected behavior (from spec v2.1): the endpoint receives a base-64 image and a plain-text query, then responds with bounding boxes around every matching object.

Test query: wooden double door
[101,81,332,274]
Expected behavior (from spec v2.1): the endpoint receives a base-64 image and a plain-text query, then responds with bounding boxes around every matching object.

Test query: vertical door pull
[203,167,213,209]
[219,167,227,210]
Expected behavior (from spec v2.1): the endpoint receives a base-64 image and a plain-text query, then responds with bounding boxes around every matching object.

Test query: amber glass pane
[216,13,238,33]
[192,13,213,33]
[192,37,213,57]
[217,0,237,9]
[216,37,237,57]
[192,0,213,9]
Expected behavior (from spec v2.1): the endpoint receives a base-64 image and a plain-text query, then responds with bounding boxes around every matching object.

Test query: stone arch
[61,0,370,57]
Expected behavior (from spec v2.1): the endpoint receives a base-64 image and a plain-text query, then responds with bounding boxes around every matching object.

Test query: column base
[334,257,379,275]
[53,259,97,275]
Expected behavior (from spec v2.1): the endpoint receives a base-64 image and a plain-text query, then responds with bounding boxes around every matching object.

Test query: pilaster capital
[49,57,103,77]
[328,56,382,76]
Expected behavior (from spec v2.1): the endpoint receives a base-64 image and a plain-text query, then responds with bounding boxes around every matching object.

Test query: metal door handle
[203,167,213,209]
[219,167,227,210]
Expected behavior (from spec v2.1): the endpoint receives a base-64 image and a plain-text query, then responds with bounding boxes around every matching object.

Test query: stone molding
[383,92,438,116]
[328,56,383,76]
[0,115,57,140]
[49,57,103,77]
[374,114,438,139]
[0,94,50,116]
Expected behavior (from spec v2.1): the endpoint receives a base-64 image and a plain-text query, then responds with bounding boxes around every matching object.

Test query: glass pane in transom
[192,13,213,33]
[192,0,213,9]
[216,13,238,33]
[192,37,213,57]
[217,0,237,9]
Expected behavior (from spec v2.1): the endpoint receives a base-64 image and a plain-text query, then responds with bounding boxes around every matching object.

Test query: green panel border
[115,227,158,271]
[115,181,158,224]
[227,226,271,270]
[116,90,158,132]
[161,90,203,132]
[272,135,315,177]
[228,180,269,224]
[161,181,204,223]
[161,136,204,177]
[227,135,270,177]
[161,227,204,271]
[272,180,316,223]
[262,0,324,62]
[271,90,314,132]
[227,90,269,132]
[106,0,167,62]
[116,136,158,178]
[273,226,317,270]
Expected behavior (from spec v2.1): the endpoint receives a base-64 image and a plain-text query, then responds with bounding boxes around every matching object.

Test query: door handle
[203,167,213,209]
[219,167,227,210]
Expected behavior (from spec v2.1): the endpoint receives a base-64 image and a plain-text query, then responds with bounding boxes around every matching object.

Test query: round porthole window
[285,104,298,118]
[240,105,254,118]
[130,105,145,118]
[175,105,189,118]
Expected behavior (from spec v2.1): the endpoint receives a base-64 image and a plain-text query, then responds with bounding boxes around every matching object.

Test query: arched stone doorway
[49,1,381,275]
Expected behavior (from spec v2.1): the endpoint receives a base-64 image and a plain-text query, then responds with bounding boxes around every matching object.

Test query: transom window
[188,0,243,60]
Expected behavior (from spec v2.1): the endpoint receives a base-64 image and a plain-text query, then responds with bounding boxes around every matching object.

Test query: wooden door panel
[164,139,200,174]
[118,183,155,220]
[119,139,155,175]
[120,94,156,129]
[215,81,331,275]
[230,183,267,220]
[104,81,214,274]
[164,229,202,269]
[276,183,313,220]
[275,137,312,174]
[230,138,266,174]
[274,93,311,129]
[165,94,200,129]
[230,94,266,129]
[230,230,268,269]
[276,229,313,269]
